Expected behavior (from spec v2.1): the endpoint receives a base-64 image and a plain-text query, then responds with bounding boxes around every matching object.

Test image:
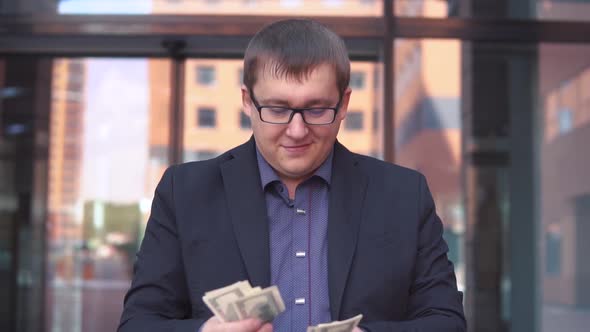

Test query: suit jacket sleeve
[118,166,207,332]
[359,174,466,332]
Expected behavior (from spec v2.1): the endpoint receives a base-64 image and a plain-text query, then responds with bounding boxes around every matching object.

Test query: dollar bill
[202,281,285,323]
[231,286,286,323]
[307,314,363,332]
[202,281,253,322]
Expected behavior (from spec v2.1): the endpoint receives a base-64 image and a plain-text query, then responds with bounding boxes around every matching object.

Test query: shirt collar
[256,146,333,190]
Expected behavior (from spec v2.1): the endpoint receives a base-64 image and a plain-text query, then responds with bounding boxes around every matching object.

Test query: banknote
[307,314,363,332]
[203,281,285,323]
[231,286,285,323]
[202,281,253,322]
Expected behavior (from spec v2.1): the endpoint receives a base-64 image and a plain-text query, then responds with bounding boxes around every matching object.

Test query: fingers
[202,317,265,332]
[258,322,273,332]
[227,318,264,332]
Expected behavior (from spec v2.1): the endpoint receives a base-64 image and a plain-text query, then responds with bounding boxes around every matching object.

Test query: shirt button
[295,251,306,258]
[296,208,306,215]
[295,298,306,305]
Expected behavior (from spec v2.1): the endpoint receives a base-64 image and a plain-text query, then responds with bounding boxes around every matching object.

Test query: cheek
[253,124,283,143]
[312,126,339,140]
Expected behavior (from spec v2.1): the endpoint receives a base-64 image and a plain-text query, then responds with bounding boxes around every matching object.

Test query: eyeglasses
[249,90,341,125]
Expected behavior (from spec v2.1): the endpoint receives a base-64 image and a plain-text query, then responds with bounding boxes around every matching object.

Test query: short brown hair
[243,19,350,96]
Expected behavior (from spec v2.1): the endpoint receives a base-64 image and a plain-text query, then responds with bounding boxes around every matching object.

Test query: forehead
[253,63,339,100]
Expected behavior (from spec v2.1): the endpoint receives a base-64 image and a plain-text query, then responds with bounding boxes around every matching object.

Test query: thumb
[225,318,264,332]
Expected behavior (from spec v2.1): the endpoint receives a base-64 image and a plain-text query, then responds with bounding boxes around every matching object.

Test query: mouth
[282,143,311,153]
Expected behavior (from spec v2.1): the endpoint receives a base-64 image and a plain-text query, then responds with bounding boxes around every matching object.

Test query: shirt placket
[292,183,310,331]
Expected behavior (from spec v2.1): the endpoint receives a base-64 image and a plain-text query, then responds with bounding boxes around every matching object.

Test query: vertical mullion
[383,0,395,163]
[169,56,185,165]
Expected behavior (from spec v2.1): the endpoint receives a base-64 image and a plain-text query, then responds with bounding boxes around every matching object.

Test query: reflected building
[394,2,464,283]
[48,59,86,279]
[151,0,382,16]
[146,60,170,204]
[537,0,590,311]
[47,58,86,332]
[541,52,590,308]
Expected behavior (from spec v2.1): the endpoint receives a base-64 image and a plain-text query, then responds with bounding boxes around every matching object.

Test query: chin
[281,165,312,179]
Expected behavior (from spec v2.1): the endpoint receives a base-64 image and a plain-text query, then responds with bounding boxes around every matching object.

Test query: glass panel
[58,0,151,14]
[395,0,590,21]
[152,0,382,16]
[183,59,383,161]
[0,56,52,332]
[46,58,171,332]
[539,43,590,332]
[340,61,383,158]
[395,0,455,18]
[0,0,59,14]
[393,39,465,292]
[536,0,590,21]
[54,0,382,16]
[0,56,16,332]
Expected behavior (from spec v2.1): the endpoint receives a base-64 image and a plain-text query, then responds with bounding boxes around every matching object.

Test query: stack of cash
[307,314,363,332]
[202,280,285,323]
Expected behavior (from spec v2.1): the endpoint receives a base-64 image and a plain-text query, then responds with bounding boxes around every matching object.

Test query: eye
[306,108,329,117]
[265,107,291,117]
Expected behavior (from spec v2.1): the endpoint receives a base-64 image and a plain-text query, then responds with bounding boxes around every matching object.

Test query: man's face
[242,64,351,183]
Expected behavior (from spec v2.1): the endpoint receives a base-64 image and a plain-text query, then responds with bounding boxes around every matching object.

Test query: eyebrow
[258,97,337,108]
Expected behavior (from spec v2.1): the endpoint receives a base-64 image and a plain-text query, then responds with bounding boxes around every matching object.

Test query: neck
[281,176,306,200]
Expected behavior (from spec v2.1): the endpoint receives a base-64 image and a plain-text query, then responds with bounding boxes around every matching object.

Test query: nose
[285,113,308,139]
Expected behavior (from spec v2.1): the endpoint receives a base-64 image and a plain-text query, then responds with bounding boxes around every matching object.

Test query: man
[118,19,465,332]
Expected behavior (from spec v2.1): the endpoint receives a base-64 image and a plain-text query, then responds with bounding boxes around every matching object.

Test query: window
[239,110,251,129]
[198,108,216,128]
[557,108,573,134]
[545,228,562,276]
[350,71,366,89]
[372,110,379,130]
[345,111,364,130]
[196,66,216,85]
[373,66,380,90]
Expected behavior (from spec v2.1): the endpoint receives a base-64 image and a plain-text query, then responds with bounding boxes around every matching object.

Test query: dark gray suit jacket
[118,138,465,332]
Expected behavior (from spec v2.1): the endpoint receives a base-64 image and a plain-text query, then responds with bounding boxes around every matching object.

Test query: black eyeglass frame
[248,89,342,125]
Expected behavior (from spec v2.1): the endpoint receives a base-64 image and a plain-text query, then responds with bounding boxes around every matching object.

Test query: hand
[352,328,364,332]
[201,316,273,332]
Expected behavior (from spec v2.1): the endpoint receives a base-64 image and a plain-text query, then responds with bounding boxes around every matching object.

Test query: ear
[241,84,253,117]
[336,87,352,121]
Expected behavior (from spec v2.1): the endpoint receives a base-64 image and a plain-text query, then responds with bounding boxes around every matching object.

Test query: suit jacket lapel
[328,142,368,320]
[219,138,270,288]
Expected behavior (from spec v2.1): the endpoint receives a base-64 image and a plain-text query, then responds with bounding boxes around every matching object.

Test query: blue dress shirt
[256,149,333,332]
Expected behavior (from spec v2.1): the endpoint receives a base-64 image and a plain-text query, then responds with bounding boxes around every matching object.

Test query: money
[231,286,285,322]
[307,314,363,332]
[202,281,285,323]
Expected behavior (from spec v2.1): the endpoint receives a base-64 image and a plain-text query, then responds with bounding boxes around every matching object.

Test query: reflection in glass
[395,0,590,21]
[56,0,381,16]
[395,0,454,18]
[393,39,464,290]
[47,58,170,332]
[152,0,382,16]
[182,59,382,161]
[58,0,151,15]
[537,0,590,22]
[539,43,590,332]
